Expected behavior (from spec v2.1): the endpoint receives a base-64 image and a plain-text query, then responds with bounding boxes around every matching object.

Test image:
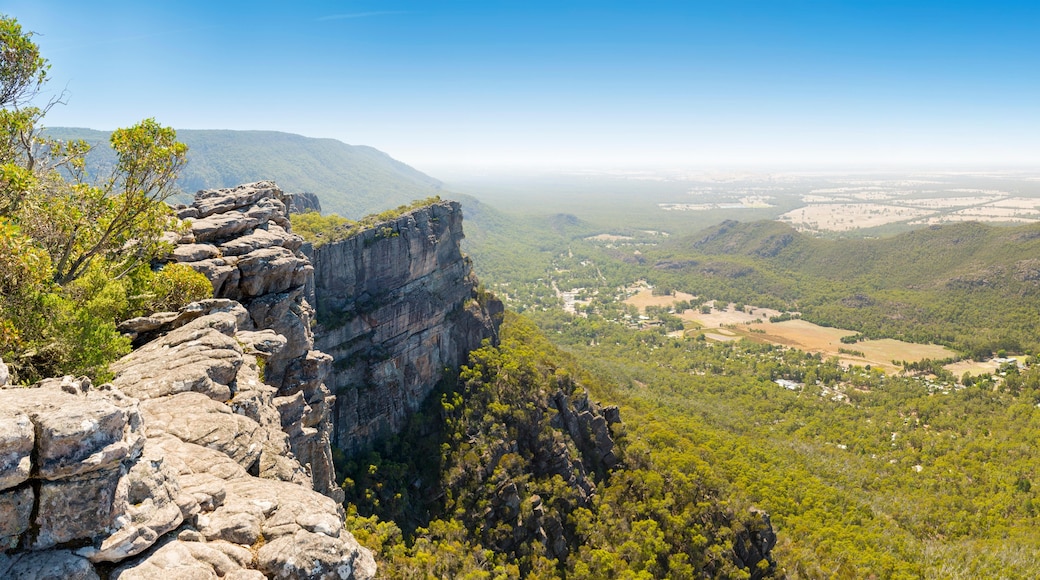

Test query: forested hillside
[646,219,1040,357]
[342,314,778,579]
[45,128,443,218]
[390,192,1040,578]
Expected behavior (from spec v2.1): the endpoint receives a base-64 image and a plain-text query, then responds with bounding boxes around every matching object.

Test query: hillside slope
[45,128,442,218]
[650,219,1040,355]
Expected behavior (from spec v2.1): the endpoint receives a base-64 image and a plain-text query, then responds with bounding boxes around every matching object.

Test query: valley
[435,167,1040,578]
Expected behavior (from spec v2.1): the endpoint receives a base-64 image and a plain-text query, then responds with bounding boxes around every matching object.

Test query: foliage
[437,190,1040,577]
[288,211,355,247]
[647,219,1040,357]
[344,314,775,579]
[0,15,193,382]
[290,196,442,246]
[126,262,214,318]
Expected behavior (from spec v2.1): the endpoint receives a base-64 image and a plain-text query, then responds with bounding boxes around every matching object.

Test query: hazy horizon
[13,1,1040,170]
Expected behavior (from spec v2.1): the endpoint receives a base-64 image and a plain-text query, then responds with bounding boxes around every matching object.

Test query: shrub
[127,262,213,317]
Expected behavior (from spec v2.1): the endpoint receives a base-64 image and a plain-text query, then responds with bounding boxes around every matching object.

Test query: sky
[5,1,1040,172]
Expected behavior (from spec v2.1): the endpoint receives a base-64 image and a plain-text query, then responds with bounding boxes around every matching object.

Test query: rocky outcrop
[734,509,778,579]
[307,200,503,456]
[0,304,374,578]
[287,192,322,214]
[168,182,339,500]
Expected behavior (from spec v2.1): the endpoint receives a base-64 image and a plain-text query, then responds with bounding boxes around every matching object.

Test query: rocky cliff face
[287,192,322,214]
[0,181,379,578]
[168,182,339,500]
[0,182,503,578]
[306,201,503,456]
[0,304,374,579]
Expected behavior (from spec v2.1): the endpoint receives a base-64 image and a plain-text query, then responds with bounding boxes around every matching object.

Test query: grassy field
[624,294,956,373]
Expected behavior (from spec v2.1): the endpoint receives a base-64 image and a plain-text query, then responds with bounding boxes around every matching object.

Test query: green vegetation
[0,16,209,382]
[646,219,1040,358]
[344,314,775,579]
[342,177,1040,577]
[290,196,442,246]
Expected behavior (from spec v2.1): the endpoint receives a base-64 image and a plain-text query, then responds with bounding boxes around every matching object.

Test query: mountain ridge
[44,127,442,219]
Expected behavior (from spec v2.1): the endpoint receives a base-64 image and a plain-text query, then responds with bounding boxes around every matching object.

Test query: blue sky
[6,1,1040,170]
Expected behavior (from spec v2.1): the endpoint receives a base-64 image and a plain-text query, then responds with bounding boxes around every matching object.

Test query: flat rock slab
[111,313,244,403]
[140,392,263,471]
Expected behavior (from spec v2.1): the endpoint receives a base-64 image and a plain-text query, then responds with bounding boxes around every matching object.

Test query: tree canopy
[0,14,207,382]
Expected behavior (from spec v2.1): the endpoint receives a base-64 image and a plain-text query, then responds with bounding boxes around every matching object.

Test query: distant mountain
[44,128,442,219]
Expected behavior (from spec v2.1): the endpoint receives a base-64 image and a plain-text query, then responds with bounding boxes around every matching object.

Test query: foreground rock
[170,182,339,499]
[0,308,374,578]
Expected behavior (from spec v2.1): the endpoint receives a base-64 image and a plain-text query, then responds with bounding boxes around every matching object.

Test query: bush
[127,262,213,317]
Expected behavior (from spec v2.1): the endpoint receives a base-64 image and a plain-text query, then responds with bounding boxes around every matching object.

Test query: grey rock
[0,409,33,490]
[2,379,143,481]
[140,392,263,471]
[77,442,193,563]
[188,257,240,295]
[0,550,99,580]
[236,329,287,357]
[34,468,124,549]
[191,211,261,244]
[150,435,249,483]
[111,313,244,403]
[219,226,286,257]
[172,243,221,263]
[0,486,33,550]
[192,180,283,219]
[258,530,375,580]
[110,536,246,579]
[311,201,501,456]
[287,192,322,214]
[179,472,227,512]
[235,246,307,299]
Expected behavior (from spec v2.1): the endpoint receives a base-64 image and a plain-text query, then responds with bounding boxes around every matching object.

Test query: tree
[1,15,188,284]
[0,14,200,383]
[39,118,187,283]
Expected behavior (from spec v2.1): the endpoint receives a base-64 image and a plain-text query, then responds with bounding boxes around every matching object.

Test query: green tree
[0,14,198,382]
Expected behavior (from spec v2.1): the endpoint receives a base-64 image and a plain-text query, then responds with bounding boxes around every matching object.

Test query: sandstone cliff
[287,192,322,214]
[0,305,374,578]
[305,200,503,456]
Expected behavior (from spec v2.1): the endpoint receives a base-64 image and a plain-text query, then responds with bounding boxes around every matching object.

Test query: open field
[635,297,956,373]
[731,320,955,373]
[779,203,933,232]
[677,302,782,326]
[623,288,696,311]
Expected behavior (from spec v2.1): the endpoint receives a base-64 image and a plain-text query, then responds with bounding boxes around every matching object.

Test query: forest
[332,183,1040,578]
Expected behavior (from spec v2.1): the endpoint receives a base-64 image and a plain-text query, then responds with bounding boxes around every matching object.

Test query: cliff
[0,306,375,579]
[166,181,340,502]
[306,200,503,456]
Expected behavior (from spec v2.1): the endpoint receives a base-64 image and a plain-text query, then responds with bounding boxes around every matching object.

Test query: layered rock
[287,192,322,214]
[307,200,503,456]
[169,182,339,499]
[0,302,375,579]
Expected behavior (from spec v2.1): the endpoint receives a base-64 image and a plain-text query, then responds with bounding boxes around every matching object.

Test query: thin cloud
[316,11,411,22]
